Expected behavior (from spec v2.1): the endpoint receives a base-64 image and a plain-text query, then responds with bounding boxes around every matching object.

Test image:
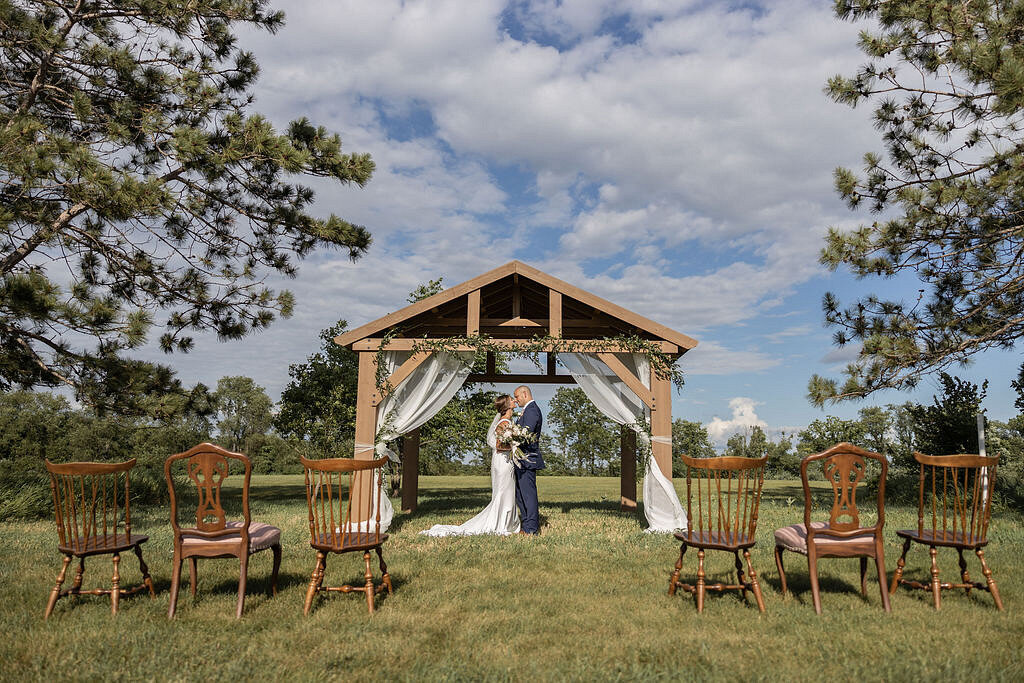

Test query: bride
[420,395,520,536]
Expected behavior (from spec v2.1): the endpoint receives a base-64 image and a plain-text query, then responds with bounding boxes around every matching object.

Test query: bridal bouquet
[496,421,535,464]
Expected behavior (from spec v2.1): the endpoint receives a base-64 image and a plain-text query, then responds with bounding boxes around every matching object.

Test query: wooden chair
[165,443,281,619]
[890,452,1003,610]
[44,459,155,618]
[774,442,890,614]
[302,455,393,615]
[668,454,768,613]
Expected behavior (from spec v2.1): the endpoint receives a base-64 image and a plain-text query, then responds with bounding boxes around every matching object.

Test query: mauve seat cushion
[774,522,875,555]
[181,521,281,553]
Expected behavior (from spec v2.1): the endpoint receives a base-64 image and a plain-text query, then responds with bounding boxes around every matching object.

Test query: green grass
[2,476,1021,681]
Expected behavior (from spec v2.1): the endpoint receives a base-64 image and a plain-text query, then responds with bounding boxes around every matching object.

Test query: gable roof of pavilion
[334,260,698,354]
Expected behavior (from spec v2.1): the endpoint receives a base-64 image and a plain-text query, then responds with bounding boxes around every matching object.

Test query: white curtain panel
[561,352,687,532]
[355,350,475,531]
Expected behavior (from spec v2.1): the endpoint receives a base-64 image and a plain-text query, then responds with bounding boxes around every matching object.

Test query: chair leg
[735,552,748,600]
[668,544,686,596]
[876,543,891,613]
[376,547,392,595]
[45,555,71,619]
[168,556,182,618]
[363,551,375,614]
[271,544,281,596]
[744,549,766,613]
[958,549,971,597]
[134,545,155,598]
[976,548,1003,611]
[775,546,788,597]
[860,557,868,597]
[929,546,941,610]
[303,552,325,616]
[111,553,121,615]
[70,557,86,599]
[236,553,249,619]
[695,549,706,613]
[890,538,911,595]
[808,550,822,615]
[189,557,198,597]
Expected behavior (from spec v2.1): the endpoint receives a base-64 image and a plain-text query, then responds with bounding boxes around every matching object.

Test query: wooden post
[620,426,637,511]
[352,351,378,520]
[650,372,673,479]
[549,289,562,337]
[467,289,480,336]
[401,428,420,513]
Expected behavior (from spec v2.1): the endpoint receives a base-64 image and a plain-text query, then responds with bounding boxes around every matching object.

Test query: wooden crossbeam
[596,352,655,409]
[370,352,430,406]
[466,373,576,384]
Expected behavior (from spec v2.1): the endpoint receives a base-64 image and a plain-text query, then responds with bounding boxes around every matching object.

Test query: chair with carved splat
[890,452,1002,610]
[165,443,281,618]
[668,454,768,613]
[774,443,890,614]
[44,459,156,618]
[301,455,393,615]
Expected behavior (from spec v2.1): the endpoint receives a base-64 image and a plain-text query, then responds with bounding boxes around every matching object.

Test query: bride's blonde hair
[493,395,513,414]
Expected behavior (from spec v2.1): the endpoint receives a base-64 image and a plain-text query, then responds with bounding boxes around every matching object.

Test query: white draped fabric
[561,352,687,532]
[355,350,474,531]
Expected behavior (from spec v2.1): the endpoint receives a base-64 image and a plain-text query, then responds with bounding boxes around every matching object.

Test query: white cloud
[706,397,768,445]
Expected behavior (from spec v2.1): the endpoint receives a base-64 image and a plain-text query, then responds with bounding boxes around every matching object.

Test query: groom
[513,385,545,535]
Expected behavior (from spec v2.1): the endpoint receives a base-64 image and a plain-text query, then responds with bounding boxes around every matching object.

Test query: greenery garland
[372,332,685,400]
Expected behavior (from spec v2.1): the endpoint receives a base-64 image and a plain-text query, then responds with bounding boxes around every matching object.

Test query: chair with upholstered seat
[774,442,890,614]
[890,452,1002,610]
[302,455,393,615]
[44,459,156,618]
[668,454,768,613]
[165,443,281,618]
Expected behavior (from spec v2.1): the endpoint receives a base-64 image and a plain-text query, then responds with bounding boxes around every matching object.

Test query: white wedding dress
[420,414,520,537]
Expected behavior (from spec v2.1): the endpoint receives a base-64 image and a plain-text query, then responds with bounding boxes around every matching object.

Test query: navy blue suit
[515,401,545,534]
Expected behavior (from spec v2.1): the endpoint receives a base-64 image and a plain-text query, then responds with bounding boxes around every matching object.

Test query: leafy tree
[274,319,358,457]
[417,389,500,475]
[810,0,1024,405]
[214,375,272,452]
[907,373,987,456]
[0,388,213,519]
[407,277,444,303]
[797,415,867,456]
[671,418,715,477]
[724,426,769,459]
[547,387,618,475]
[0,1,374,414]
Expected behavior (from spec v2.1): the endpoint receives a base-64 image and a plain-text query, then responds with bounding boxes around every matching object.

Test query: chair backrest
[46,459,136,551]
[801,442,886,539]
[681,454,768,545]
[165,443,251,539]
[302,455,389,547]
[913,452,998,545]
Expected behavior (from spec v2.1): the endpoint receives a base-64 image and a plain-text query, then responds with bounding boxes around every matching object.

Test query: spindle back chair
[890,452,1002,610]
[44,459,155,618]
[668,454,768,612]
[773,443,890,614]
[301,455,393,615]
[165,443,281,619]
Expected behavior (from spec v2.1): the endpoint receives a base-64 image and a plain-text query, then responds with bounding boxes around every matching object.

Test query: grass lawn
[1,475,1021,681]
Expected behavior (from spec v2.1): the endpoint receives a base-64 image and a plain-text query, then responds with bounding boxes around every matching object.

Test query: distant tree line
[3,327,1022,519]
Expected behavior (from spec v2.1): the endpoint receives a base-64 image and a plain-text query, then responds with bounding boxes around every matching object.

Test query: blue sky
[138,0,1018,445]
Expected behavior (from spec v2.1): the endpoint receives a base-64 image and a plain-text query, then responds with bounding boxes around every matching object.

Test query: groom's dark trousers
[515,401,545,534]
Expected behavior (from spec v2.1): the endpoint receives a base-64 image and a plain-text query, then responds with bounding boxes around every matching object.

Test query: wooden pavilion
[334,261,698,513]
